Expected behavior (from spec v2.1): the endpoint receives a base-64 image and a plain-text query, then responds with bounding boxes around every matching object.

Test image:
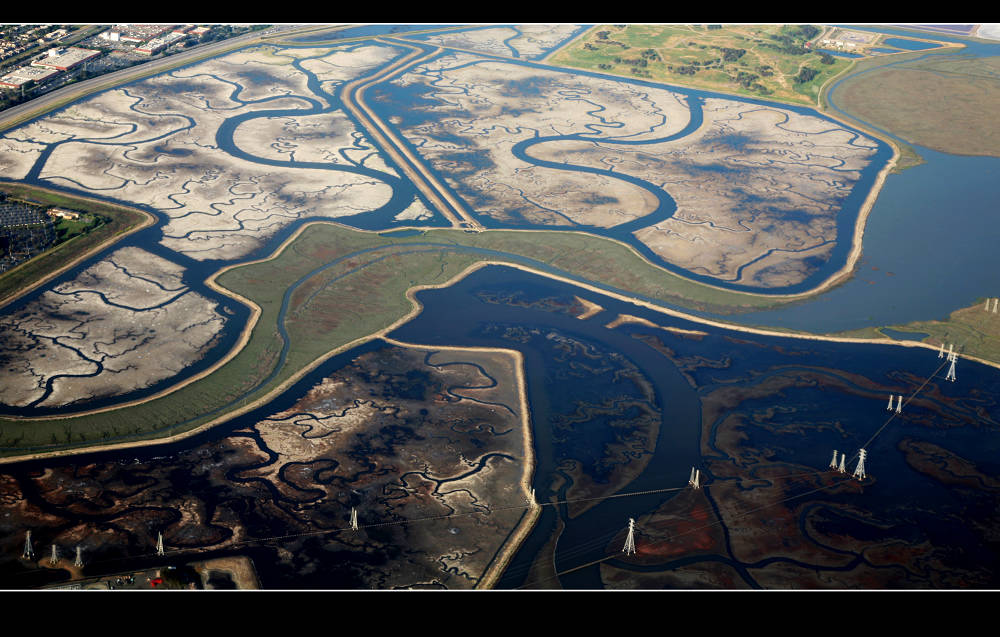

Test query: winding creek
[1,25,999,588]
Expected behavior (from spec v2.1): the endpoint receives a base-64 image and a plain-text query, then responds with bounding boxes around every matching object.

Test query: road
[0,24,346,132]
[339,38,483,231]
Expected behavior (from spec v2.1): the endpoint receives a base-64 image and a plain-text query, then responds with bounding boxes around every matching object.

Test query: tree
[795,67,819,84]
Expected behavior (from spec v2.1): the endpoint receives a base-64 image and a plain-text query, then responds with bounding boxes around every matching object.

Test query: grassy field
[2,221,997,458]
[833,54,1000,160]
[880,301,1000,366]
[409,228,803,313]
[0,183,152,308]
[0,221,802,458]
[0,227,481,457]
[549,24,851,107]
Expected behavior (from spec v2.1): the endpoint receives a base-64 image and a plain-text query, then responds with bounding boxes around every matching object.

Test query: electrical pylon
[830,450,839,470]
[156,532,164,556]
[622,518,636,555]
[22,531,34,560]
[853,449,868,481]
[688,467,700,489]
[350,507,359,531]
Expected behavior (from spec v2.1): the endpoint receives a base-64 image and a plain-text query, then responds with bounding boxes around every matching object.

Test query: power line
[517,327,991,589]
[11,317,993,588]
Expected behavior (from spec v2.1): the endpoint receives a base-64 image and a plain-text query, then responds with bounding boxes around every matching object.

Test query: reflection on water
[3,265,1000,588]
[392,266,1000,588]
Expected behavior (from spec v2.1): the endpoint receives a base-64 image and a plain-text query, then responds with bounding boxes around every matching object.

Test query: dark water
[4,264,1000,588]
[387,265,1000,588]
[4,27,1000,588]
[880,328,930,341]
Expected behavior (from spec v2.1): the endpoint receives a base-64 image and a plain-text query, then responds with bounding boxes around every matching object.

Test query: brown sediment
[379,336,539,590]
[574,295,603,320]
[0,267,262,424]
[192,556,260,589]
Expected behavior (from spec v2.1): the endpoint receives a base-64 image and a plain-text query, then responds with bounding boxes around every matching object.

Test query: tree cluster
[718,47,746,62]
[668,65,698,76]
[613,56,648,68]
[794,67,820,84]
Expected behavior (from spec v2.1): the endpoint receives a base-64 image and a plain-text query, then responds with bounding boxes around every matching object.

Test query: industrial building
[31,46,100,71]
[99,25,172,45]
[0,65,58,89]
[136,31,188,55]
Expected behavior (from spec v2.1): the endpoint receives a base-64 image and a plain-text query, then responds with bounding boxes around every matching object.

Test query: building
[47,208,80,220]
[0,65,59,89]
[31,47,100,71]
[136,31,188,55]
[100,25,173,45]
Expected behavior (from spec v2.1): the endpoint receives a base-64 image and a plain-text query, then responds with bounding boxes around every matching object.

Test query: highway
[0,24,346,132]
[0,24,483,234]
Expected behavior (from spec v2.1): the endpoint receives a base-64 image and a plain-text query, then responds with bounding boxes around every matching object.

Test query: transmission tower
[838,452,847,474]
[895,395,902,413]
[622,518,636,556]
[938,343,945,358]
[886,395,894,410]
[350,507,359,531]
[829,450,839,470]
[50,544,58,565]
[946,356,957,382]
[688,467,700,489]
[852,449,868,481]
[22,531,34,560]
[156,532,165,556]
[73,546,83,568]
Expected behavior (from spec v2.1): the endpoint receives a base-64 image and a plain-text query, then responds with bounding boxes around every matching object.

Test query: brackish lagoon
[2,24,1000,589]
